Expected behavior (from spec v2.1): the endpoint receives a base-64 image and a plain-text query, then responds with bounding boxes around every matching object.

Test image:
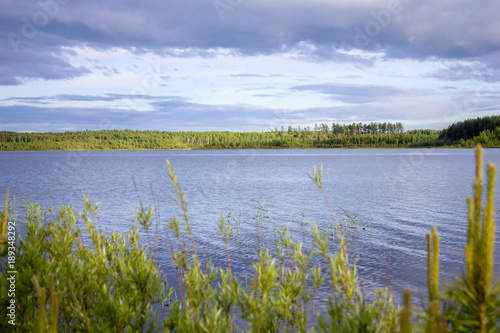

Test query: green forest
[1,116,499,150]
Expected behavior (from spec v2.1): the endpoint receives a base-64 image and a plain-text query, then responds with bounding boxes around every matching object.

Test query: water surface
[1,148,499,306]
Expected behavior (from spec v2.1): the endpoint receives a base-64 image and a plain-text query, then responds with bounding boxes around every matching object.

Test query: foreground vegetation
[1,116,499,150]
[1,146,499,332]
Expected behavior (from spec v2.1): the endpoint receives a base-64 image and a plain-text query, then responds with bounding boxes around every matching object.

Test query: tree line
[279,121,404,136]
[438,115,500,141]
[0,117,498,150]
[0,122,433,150]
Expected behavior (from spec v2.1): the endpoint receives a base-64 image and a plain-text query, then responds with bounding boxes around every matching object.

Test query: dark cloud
[0,38,91,85]
[2,0,500,85]
[0,76,23,85]
[291,83,417,104]
[395,0,500,59]
[5,94,189,103]
[425,63,500,82]
[0,4,91,84]
[0,100,291,131]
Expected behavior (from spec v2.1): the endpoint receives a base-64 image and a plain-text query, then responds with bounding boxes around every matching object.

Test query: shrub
[0,198,170,332]
[0,146,498,332]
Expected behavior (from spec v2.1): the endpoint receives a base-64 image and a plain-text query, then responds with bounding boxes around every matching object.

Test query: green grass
[0,146,499,332]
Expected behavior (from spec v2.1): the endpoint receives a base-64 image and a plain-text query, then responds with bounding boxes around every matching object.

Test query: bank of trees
[438,116,500,141]
[437,116,500,147]
[1,117,499,150]
[0,121,437,150]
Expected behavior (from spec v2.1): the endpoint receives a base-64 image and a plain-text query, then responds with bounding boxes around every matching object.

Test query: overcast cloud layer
[1,0,499,131]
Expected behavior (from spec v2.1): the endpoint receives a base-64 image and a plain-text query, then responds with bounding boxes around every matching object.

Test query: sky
[1,0,500,132]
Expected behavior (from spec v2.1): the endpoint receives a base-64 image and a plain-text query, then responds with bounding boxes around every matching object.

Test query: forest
[0,117,499,150]
[438,115,500,145]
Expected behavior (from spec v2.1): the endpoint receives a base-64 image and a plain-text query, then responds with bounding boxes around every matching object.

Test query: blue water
[1,148,500,306]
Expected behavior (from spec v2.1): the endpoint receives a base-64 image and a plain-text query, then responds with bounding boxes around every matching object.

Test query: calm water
[1,148,500,306]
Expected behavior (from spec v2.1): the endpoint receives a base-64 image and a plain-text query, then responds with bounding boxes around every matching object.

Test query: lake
[1,148,500,307]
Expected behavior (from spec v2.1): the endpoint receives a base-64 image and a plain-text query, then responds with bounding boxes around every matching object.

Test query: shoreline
[1,145,500,152]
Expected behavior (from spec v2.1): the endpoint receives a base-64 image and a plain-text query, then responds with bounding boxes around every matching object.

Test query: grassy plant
[439,146,500,332]
[32,273,62,333]
[1,147,499,332]
[339,206,360,236]
[400,290,413,333]
[309,168,399,333]
[164,159,240,332]
[425,226,445,332]
[0,199,170,332]
[0,190,9,253]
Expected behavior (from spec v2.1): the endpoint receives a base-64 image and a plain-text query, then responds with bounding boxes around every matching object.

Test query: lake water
[1,148,500,307]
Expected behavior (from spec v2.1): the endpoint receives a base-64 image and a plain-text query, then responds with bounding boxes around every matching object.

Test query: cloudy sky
[1,0,499,132]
